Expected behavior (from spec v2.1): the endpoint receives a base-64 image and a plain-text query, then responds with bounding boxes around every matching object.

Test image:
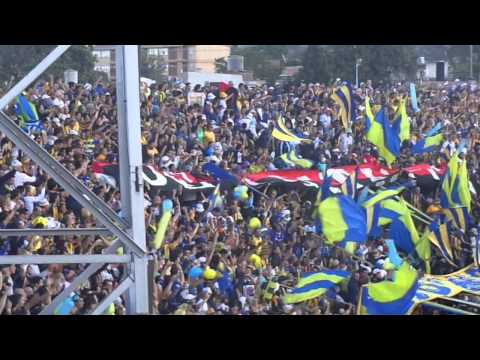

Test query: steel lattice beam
[0,111,144,256]
[91,277,133,315]
[0,228,112,237]
[0,46,71,110]
[39,241,121,315]
[0,254,130,265]
[0,45,150,315]
[116,45,149,314]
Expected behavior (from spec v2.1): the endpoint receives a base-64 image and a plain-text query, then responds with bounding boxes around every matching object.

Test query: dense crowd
[1,75,480,315]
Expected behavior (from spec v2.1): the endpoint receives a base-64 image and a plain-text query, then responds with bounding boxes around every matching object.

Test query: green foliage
[214,57,228,73]
[138,48,167,84]
[298,45,418,85]
[231,45,289,83]
[0,45,97,88]
[297,45,333,83]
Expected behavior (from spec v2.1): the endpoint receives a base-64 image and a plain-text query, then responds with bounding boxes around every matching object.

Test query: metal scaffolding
[0,45,150,315]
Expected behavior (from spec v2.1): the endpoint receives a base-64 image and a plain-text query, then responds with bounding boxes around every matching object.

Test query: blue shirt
[269,229,286,244]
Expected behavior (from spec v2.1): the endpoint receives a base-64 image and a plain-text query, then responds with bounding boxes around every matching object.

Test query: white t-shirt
[14,171,36,188]
[52,98,65,108]
[441,140,456,155]
[338,133,353,154]
[320,114,332,128]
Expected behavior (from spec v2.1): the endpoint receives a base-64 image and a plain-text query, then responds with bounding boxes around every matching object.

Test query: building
[92,45,231,80]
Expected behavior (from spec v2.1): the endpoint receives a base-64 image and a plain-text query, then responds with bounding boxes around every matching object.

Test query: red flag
[219,82,232,93]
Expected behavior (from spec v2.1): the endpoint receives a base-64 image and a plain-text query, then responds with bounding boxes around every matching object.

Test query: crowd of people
[1,73,480,315]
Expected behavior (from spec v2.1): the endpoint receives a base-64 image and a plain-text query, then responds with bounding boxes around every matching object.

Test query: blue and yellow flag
[425,122,443,137]
[440,153,472,212]
[340,167,359,200]
[367,197,421,257]
[361,186,405,209]
[331,83,356,130]
[412,133,444,155]
[320,175,333,202]
[443,206,472,233]
[284,270,350,304]
[280,150,313,169]
[16,95,39,123]
[318,196,367,246]
[429,220,457,267]
[272,116,309,143]
[416,229,432,274]
[387,199,420,255]
[365,99,400,166]
[365,202,382,238]
[16,95,43,133]
[358,262,419,315]
[393,97,410,142]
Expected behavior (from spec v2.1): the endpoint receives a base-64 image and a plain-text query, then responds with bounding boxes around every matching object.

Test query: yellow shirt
[204,130,216,144]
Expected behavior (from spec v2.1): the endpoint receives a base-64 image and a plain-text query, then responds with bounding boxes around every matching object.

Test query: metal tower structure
[0,45,149,315]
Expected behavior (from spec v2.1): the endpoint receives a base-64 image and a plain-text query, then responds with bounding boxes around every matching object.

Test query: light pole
[470,45,474,80]
[355,58,362,88]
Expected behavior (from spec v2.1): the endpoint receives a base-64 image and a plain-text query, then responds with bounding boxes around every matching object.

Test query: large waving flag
[412,133,444,155]
[283,270,350,304]
[318,196,367,246]
[367,197,424,262]
[331,83,356,130]
[272,116,310,143]
[425,122,443,137]
[393,97,410,142]
[358,262,419,315]
[143,166,215,192]
[361,187,406,239]
[429,220,457,267]
[320,175,334,201]
[16,95,39,123]
[443,206,472,233]
[365,202,382,238]
[340,167,359,200]
[361,186,405,208]
[440,153,472,212]
[202,163,239,185]
[279,150,314,169]
[386,198,420,255]
[16,95,43,132]
[365,99,400,166]
[416,229,432,274]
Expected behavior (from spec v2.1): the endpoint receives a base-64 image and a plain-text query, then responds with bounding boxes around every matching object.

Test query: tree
[138,48,167,84]
[0,45,98,89]
[231,45,289,83]
[297,45,418,85]
[214,57,228,73]
[297,45,333,83]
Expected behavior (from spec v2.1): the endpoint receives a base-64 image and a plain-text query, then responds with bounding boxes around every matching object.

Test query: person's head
[102,279,114,293]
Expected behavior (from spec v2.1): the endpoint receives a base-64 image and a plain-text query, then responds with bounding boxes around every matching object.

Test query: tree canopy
[297,45,418,85]
[0,45,97,89]
[231,45,289,83]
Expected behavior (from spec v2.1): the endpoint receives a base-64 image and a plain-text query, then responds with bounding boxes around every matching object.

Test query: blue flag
[410,83,420,113]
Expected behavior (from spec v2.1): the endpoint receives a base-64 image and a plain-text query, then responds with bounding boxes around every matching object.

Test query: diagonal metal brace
[0,228,112,237]
[0,45,71,110]
[91,277,133,315]
[0,111,145,256]
[39,241,122,315]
